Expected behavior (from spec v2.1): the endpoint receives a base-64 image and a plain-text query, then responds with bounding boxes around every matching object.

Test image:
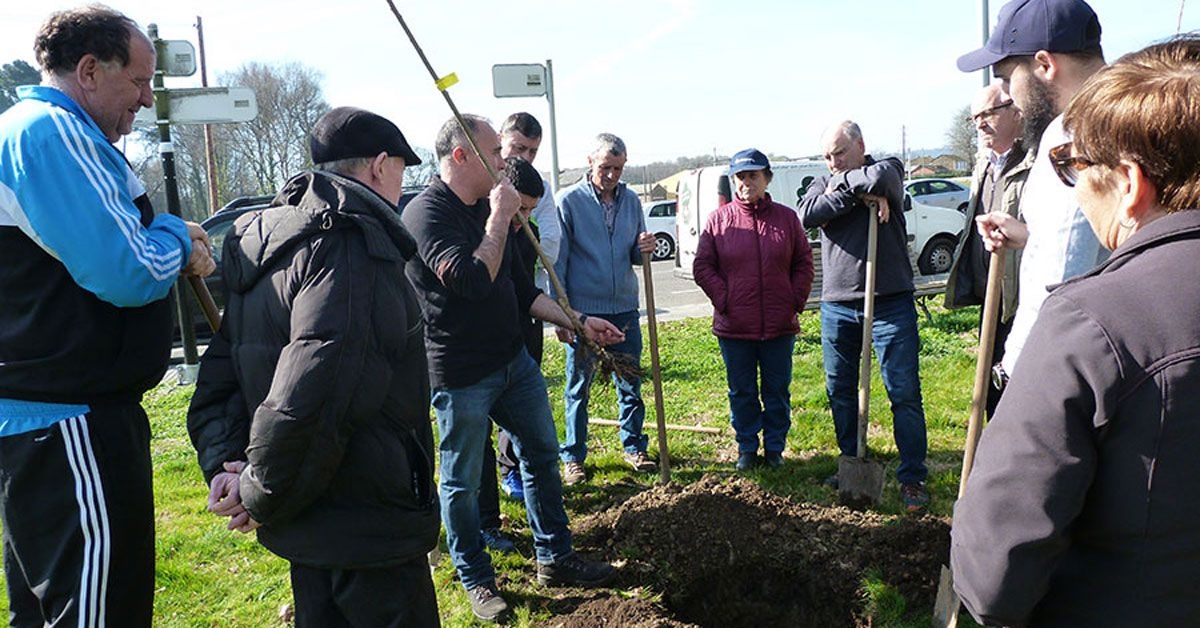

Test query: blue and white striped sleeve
[9,108,191,307]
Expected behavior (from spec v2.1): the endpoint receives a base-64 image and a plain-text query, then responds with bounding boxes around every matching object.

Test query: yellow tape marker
[435,73,459,91]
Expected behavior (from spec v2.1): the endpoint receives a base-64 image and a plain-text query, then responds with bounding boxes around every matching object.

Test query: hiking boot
[763,451,784,468]
[735,452,759,471]
[468,583,509,622]
[500,470,525,500]
[901,482,930,514]
[823,474,839,489]
[562,461,586,486]
[623,450,657,472]
[480,528,516,554]
[537,553,616,588]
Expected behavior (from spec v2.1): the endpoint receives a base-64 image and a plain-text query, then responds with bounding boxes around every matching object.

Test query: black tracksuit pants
[0,404,155,627]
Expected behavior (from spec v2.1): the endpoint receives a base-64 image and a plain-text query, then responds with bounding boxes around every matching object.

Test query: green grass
[0,303,984,626]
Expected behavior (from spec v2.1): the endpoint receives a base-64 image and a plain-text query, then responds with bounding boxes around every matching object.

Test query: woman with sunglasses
[950,34,1200,627]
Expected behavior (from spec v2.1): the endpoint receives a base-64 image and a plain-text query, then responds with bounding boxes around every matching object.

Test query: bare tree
[945,104,978,172]
[217,62,329,195]
[132,60,330,218]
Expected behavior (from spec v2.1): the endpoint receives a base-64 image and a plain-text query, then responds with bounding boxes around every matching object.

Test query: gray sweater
[799,156,914,302]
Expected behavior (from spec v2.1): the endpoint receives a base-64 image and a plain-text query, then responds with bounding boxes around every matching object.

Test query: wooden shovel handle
[642,251,671,484]
[856,197,883,459]
[957,247,1006,497]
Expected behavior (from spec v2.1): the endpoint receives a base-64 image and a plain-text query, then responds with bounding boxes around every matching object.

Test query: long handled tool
[932,247,1007,628]
[188,275,221,332]
[837,197,886,509]
[641,251,671,484]
[382,0,635,378]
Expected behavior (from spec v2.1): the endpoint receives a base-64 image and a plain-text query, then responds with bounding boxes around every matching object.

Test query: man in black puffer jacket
[187,107,441,626]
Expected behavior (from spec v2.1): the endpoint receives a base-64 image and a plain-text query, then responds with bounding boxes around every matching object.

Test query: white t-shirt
[1002,115,1109,374]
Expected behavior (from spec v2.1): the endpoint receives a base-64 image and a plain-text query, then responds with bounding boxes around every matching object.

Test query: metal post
[545,58,560,195]
[149,24,200,382]
[980,0,992,86]
[196,16,220,216]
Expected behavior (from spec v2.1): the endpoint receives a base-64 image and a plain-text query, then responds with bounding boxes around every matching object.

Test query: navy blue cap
[956,0,1101,72]
[728,148,769,175]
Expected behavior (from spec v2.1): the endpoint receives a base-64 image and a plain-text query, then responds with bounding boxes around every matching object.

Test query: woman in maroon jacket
[693,149,815,470]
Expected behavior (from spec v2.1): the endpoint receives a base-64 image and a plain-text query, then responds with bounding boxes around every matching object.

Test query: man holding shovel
[800,121,930,513]
[944,83,1031,419]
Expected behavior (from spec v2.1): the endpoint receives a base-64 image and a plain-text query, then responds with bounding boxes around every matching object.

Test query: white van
[674,162,962,279]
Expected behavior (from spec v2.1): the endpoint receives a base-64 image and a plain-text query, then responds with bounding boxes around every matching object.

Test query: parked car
[643,199,677,260]
[905,178,969,212]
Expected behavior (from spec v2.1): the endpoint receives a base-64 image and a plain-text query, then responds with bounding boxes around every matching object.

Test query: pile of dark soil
[539,591,697,628]
[568,474,950,627]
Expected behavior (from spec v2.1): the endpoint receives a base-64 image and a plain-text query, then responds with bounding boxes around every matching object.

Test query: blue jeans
[432,350,573,590]
[561,310,648,463]
[820,295,928,485]
[718,335,795,455]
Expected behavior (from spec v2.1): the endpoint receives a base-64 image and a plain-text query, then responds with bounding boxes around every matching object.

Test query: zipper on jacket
[754,213,766,340]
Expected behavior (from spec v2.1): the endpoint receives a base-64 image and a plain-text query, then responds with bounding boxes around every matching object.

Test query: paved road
[638,258,710,323]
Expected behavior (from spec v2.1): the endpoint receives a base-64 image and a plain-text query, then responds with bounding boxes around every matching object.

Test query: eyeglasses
[1048,142,1098,188]
[967,100,1015,124]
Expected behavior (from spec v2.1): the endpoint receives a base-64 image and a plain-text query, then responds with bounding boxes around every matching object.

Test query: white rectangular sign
[492,63,546,98]
[134,86,258,125]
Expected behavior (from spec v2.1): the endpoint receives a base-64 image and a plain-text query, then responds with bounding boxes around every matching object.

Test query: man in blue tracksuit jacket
[0,7,213,626]
[554,133,657,485]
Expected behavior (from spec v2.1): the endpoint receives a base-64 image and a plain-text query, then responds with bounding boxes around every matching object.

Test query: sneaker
[763,451,784,468]
[536,553,616,588]
[562,461,586,486]
[823,474,839,489]
[735,452,759,471]
[900,482,930,513]
[623,450,657,472]
[480,527,516,554]
[500,470,525,500]
[468,583,509,622]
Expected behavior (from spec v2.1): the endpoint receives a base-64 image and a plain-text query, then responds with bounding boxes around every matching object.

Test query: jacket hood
[224,171,417,293]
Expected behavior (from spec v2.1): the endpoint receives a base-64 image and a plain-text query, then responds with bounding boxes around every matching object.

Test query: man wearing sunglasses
[944,83,1031,418]
[956,0,1108,383]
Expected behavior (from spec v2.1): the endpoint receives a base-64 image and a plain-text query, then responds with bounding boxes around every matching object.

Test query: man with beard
[956,0,1107,383]
[943,83,1031,417]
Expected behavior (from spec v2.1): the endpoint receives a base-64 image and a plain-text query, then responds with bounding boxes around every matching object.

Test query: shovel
[932,247,1007,628]
[642,251,671,484]
[837,196,886,509]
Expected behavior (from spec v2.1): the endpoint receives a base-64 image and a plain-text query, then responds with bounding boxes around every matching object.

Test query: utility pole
[196,16,220,215]
[901,125,909,178]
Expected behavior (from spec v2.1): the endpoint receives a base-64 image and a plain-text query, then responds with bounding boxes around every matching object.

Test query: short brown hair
[34,5,139,75]
[1064,34,1200,212]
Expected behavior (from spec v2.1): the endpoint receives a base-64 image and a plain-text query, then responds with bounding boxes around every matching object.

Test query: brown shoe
[562,461,586,485]
[623,450,657,472]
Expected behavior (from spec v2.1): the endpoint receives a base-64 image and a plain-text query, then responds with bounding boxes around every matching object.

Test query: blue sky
[2,1,1194,168]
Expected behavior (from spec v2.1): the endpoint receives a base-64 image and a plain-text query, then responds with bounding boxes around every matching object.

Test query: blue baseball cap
[728,148,770,175]
[956,0,1101,72]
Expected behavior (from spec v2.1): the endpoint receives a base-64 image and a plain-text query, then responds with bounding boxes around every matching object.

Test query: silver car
[643,199,677,260]
[905,178,969,213]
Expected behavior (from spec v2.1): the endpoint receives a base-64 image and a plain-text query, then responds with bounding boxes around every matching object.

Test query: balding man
[799,121,930,513]
[944,83,1031,417]
[0,6,213,625]
[402,115,618,623]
